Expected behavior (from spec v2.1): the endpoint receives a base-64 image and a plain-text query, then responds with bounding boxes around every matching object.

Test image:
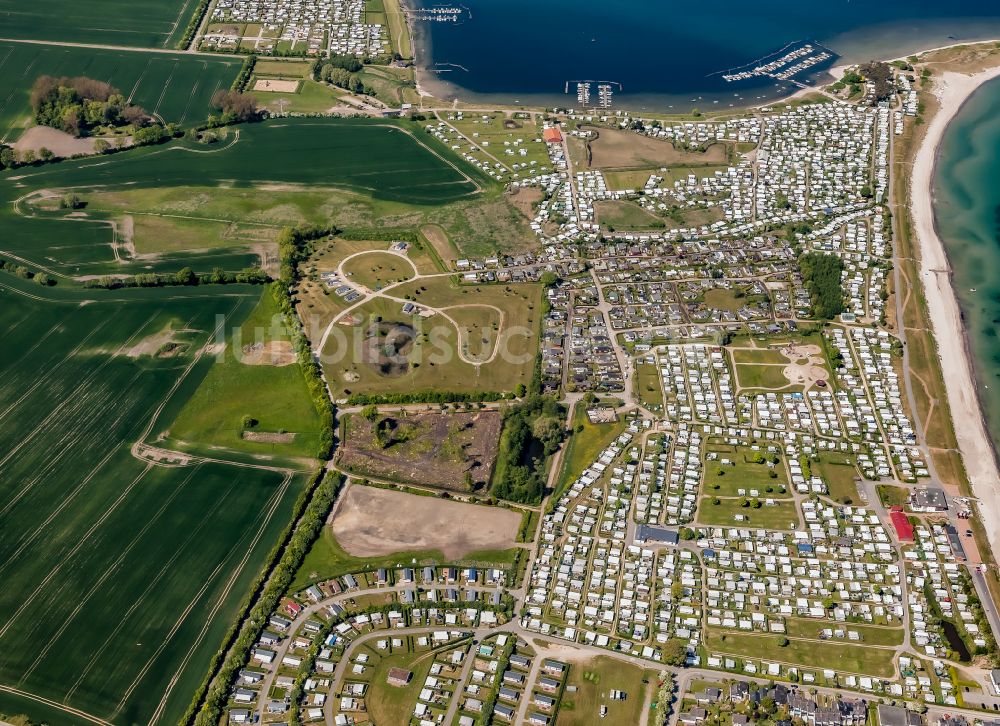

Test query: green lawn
[557,656,654,726]
[697,497,800,530]
[341,251,416,290]
[595,200,664,230]
[729,347,788,365]
[703,449,788,498]
[735,363,795,391]
[816,454,860,504]
[781,618,904,646]
[705,630,897,678]
[166,288,324,460]
[322,282,541,399]
[252,79,344,115]
[364,643,437,726]
[877,484,910,509]
[636,362,664,410]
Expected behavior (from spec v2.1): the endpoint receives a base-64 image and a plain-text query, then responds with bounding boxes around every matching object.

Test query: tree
[210,90,259,123]
[241,415,258,429]
[93,138,109,154]
[661,639,688,667]
[34,273,52,286]
[0,146,15,168]
[777,637,789,647]
[360,404,380,423]
[174,267,197,286]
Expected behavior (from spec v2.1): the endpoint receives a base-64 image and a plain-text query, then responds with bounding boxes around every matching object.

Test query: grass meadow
[0,42,243,142]
[0,283,308,724]
[0,0,196,47]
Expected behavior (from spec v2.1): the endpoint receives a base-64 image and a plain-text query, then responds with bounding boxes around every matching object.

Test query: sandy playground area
[331,485,520,560]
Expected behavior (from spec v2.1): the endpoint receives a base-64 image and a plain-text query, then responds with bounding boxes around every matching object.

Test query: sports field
[0,41,243,141]
[0,0,196,47]
[0,281,306,725]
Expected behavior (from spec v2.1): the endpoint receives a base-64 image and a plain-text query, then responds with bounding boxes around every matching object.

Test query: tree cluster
[209,89,260,124]
[491,396,566,504]
[798,251,845,319]
[859,61,895,102]
[30,75,150,136]
[316,54,372,94]
[0,258,55,286]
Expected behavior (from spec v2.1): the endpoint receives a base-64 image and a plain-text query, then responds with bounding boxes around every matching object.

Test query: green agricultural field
[0,42,243,141]
[0,118,490,277]
[0,281,306,725]
[0,0,196,47]
[165,287,325,461]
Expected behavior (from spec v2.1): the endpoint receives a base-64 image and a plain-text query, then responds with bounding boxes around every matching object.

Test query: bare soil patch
[337,410,503,491]
[242,431,297,443]
[13,126,101,157]
[419,224,458,266]
[508,187,543,219]
[240,340,296,366]
[583,125,727,170]
[331,485,519,559]
[253,78,300,93]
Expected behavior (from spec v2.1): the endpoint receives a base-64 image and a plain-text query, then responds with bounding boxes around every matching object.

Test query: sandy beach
[910,64,1000,559]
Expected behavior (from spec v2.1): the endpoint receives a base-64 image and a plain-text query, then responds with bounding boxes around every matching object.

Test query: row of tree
[82,266,268,289]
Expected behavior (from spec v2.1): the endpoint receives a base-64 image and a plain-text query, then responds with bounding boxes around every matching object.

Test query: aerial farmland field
[0,119,488,278]
[0,41,243,142]
[0,280,308,724]
[0,0,197,48]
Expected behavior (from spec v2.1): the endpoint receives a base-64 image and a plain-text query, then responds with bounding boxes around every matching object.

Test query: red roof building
[543,127,563,143]
[889,506,914,542]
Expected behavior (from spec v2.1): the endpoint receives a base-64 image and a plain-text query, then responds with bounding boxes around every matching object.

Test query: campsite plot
[0,287,305,725]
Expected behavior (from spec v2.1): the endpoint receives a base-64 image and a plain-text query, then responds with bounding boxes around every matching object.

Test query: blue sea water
[934,77,1000,454]
[411,0,1000,109]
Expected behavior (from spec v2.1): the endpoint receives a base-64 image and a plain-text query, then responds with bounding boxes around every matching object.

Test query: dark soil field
[337,410,502,491]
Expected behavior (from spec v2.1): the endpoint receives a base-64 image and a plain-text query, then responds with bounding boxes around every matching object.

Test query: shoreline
[910,62,1000,559]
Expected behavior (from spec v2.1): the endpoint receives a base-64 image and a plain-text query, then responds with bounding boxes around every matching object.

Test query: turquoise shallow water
[412,0,1000,109]
[934,77,1000,453]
